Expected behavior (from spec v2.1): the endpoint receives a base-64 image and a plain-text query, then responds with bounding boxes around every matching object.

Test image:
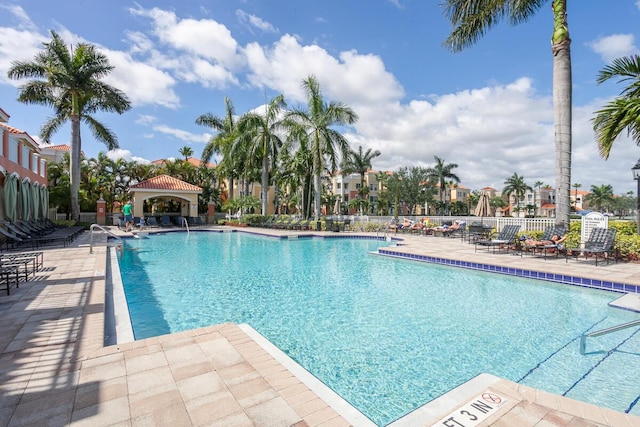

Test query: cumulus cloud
[589,34,638,64]
[244,34,404,105]
[0,6,47,86]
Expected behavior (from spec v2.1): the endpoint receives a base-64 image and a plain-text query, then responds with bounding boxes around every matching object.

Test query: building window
[0,130,3,157]
[8,137,18,163]
[32,154,39,173]
[356,183,361,189]
[337,183,341,189]
[40,159,46,177]
[21,145,30,169]
[344,183,349,190]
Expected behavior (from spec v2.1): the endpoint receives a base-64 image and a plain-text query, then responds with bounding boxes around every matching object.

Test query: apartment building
[0,107,49,222]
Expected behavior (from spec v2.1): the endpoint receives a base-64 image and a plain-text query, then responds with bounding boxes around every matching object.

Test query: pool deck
[1,226,639,427]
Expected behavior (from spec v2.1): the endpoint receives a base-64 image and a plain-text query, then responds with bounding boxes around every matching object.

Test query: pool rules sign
[433,391,508,427]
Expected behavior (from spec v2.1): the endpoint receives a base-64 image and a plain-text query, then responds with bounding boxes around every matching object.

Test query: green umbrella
[41,186,49,219]
[3,174,18,222]
[31,183,40,220]
[20,179,31,221]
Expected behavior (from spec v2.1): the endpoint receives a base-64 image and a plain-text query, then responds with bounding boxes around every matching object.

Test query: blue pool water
[118,231,640,426]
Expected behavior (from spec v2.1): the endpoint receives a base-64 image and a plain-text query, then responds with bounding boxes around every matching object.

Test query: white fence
[346,215,559,233]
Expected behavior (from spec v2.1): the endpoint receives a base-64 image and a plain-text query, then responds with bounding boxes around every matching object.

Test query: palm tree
[426,156,460,212]
[8,30,131,221]
[592,54,640,159]
[236,95,286,215]
[442,0,572,226]
[196,97,242,201]
[585,184,614,212]
[502,173,533,217]
[179,146,194,161]
[285,75,358,220]
[342,145,381,200]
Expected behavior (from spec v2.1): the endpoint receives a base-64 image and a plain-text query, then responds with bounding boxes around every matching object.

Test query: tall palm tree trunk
[552,0,572,226]
[70,115,81,222]
[261,156,269,215]
[313,152,322,220]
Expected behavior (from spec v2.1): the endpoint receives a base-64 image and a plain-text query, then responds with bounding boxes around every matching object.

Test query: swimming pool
[118,231,640,426]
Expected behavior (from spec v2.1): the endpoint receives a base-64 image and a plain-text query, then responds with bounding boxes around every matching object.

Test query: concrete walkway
[0,227,639,426]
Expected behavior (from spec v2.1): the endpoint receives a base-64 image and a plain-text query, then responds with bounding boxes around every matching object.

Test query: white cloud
[135,114,157,125]
[103,48,180,108]
[129,6,244,69]
[236,10,278,33]
[152,124,212,143]
[244,34,404,105]
[589,34,638,64]
[106,148,150,164]
[0,22,47,86]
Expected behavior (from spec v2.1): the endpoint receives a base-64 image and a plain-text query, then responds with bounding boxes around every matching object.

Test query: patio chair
[565,228,617,266]
[146,217,158,227]
[520,224,566,258]
[442,220,466,240]
[161,215,172,226]
[475,224,521,253]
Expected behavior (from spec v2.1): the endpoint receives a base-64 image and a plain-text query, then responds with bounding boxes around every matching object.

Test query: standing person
[123,200,133,232]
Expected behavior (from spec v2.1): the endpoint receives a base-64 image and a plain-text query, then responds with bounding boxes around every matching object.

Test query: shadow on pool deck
[0,227,638,426]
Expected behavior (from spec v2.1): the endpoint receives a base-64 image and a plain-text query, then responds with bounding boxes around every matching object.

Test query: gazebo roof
[130,174,202,193]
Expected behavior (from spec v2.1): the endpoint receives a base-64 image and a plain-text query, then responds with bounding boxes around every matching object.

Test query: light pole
[632,159,640,234]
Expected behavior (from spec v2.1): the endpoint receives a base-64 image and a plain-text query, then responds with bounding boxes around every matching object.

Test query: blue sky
[1,1,640,195]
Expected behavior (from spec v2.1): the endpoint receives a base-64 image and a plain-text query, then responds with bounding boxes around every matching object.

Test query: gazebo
[128,174,202,220]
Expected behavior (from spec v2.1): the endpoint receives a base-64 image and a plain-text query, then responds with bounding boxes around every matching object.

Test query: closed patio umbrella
[334,199,340,215]
[3,174,18,222]
[20,179,31,221]
[40,186,49,219]
[31,183,40,220]
[474,191,492,220]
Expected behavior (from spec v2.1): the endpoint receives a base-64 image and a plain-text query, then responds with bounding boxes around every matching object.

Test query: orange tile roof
[0,122,38,147]
[540,203,556,209]
[130,174,202,192]
[47,144,71,151]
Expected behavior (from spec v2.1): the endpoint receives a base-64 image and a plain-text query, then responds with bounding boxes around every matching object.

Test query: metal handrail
[580,318,640,354]
[89,224,123,254]
[182,217,190,234]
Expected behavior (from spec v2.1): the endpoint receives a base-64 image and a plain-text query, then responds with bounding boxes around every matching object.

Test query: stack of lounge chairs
[0,251,44,295]
[0,219,84,250]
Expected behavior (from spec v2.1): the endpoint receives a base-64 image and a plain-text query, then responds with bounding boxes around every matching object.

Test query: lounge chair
[146,217,158,227]
[442,220,466,240]
[161,215,172,227]
[565,228,617,266]
[520,225,566,258]
[475,224,521,253]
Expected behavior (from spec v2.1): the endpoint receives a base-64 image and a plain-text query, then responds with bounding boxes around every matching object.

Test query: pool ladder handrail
[89,224,123,254]
[580,318,640,354]
[182,217,190,234]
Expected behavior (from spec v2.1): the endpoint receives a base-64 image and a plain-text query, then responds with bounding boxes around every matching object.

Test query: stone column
[96,197,106,225]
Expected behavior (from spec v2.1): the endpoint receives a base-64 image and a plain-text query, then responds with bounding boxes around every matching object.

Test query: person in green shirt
[123,201,133,232]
